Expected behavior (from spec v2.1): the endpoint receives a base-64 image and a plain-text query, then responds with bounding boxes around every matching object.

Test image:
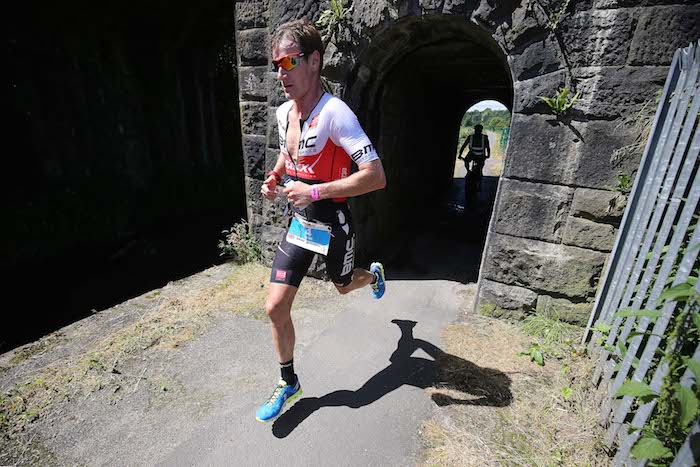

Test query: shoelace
[266,384,286,405]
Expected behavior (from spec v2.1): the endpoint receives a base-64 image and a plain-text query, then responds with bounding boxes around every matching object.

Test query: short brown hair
[271,18,324,71]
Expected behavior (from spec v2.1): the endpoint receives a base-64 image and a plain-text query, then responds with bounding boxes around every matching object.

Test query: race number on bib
[286,215,331,255]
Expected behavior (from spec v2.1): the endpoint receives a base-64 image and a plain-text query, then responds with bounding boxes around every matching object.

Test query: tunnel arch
[236,1,694,321]
[345,15,514,279]
[348,15,513,134]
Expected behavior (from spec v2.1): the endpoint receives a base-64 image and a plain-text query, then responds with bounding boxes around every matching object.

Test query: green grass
[522,309,583,358]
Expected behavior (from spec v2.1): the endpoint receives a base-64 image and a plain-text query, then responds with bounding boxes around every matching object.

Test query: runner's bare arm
[283,159,386,206]
[318,159,386,198]
[261,151,287,200]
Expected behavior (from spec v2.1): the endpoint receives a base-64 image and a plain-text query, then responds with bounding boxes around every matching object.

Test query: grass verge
[420,314,610,466]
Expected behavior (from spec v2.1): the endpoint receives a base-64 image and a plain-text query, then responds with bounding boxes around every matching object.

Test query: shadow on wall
[271,319,513,438]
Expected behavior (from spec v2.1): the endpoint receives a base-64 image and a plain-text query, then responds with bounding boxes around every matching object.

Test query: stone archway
[235,0,698,323]
[345,15,513,280]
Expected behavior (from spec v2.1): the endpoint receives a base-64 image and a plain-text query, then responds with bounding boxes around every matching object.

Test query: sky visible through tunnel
[467,100,507,112]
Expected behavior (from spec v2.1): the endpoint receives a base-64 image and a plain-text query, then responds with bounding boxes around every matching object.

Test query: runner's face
[273,39,317,101]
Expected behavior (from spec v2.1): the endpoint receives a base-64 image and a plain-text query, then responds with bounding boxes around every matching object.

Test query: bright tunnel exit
[453,100,511,209]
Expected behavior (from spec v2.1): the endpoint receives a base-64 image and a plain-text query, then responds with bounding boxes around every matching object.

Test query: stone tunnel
[236,0,700,325]
[347,16,512,278]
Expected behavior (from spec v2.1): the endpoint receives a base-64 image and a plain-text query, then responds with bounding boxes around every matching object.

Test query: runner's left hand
[283,180,313,207]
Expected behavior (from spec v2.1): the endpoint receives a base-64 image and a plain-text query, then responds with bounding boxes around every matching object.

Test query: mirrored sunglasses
[271,52,305,71]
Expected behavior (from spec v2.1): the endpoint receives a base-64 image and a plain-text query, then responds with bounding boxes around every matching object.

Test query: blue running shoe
[370,262,386,299]
[256,379,302,422]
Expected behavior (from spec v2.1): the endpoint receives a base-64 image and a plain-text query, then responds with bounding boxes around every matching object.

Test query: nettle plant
[610,232,700,464]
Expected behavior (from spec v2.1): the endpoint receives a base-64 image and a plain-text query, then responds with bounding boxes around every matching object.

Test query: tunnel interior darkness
[350,17,513,283]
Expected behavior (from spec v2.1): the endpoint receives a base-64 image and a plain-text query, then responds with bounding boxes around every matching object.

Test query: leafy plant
[631,435,673,462]
[536,0,571,30]
[518,342,545,366]
[218,219,261,264]
[538,87,580,116]
[321,76,336,95]
[315,0,349,45]
[615,173,633,193]
[604,172,634,195]
[615,381,657,402]
[613,275,700,464]
[522,307,581,358]
[591,321,612,345]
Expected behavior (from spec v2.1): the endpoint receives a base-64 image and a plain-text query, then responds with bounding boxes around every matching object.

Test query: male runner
[458,124,490,177]
[255,18,387,423]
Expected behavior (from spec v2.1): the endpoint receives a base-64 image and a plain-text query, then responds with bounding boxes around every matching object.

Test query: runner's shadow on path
[272,319,513,438]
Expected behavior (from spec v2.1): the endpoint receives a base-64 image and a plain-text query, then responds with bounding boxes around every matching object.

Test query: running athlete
[458,124,490,178]
[255,18,387,423]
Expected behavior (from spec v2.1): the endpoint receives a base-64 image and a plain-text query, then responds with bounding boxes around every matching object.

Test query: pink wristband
[310,186,320,200]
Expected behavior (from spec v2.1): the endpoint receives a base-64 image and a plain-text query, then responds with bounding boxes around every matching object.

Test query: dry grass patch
[420,314,610,466]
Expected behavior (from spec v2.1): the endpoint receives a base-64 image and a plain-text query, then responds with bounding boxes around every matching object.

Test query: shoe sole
[255,388,302,423]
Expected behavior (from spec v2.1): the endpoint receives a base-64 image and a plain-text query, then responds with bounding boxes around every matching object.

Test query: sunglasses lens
[272,54,302,71]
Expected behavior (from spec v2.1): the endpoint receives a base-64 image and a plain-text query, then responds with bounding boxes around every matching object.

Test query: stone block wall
[236,0,273,262]
[477,0,698,323]
[234,0,699,324]
[236,0,318,264]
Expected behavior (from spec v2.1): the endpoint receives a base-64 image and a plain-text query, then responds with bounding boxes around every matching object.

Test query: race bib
[286,215,331,255]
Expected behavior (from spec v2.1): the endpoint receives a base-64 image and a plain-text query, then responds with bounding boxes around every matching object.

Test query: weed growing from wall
[315,0,349,46]
[538,87,580,116]
[606,173,633,194]
[544,0,571,30]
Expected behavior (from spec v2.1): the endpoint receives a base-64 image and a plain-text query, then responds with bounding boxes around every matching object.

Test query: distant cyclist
[256,18,387,423]
[458,124,490,178]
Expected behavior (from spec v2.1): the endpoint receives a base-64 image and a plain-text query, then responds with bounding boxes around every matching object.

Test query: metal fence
[583,40,700,466]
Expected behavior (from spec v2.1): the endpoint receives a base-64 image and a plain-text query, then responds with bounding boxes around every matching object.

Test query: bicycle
[464,159,483,205]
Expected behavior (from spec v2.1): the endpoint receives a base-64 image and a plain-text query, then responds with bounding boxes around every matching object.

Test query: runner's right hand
[261,175,278,200]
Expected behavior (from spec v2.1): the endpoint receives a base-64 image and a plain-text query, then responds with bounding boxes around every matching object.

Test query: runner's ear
[310,50,321,71]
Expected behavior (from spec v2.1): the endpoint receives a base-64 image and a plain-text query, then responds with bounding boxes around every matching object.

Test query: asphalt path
[26,275,467,467]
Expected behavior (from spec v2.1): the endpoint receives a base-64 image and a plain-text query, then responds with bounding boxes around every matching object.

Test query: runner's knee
[334,283,351,295]
[265,296,291,322]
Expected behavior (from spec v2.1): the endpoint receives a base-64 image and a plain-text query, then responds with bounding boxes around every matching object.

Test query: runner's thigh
[270,229,315,288]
